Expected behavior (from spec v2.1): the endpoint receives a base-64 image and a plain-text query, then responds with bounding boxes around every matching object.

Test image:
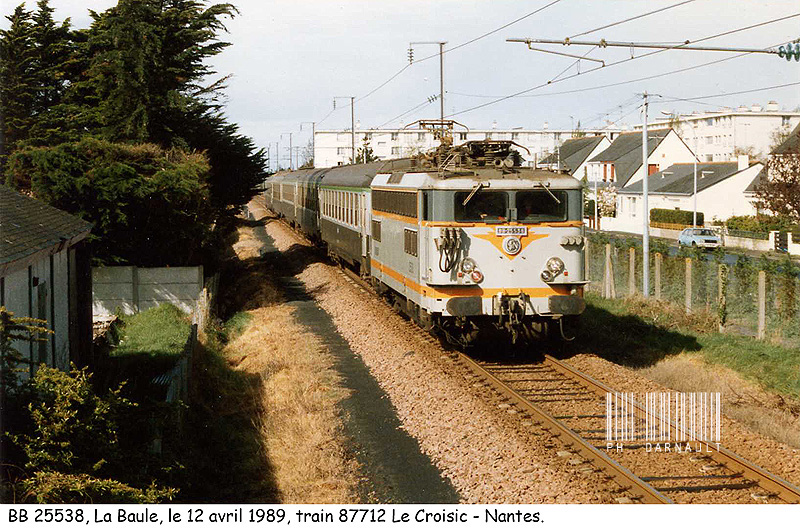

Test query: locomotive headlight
[470,270,484,283]
[541,270,554,282]
[461,258,477,273]
[546,257,565,274]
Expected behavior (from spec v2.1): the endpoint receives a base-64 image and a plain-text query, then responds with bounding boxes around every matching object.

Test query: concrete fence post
[603,243,616,299]
[685,257,692,314]
[655,253,662,300]
[629,247,636,296]
[718,264,727,332]
[758,270,766,340]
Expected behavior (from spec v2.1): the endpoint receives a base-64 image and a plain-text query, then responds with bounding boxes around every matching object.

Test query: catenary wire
[446,14,800,119]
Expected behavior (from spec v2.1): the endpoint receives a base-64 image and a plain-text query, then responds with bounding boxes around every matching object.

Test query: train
[264,128,587,346]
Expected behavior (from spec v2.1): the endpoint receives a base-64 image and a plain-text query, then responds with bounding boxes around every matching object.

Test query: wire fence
[586,234,800,348]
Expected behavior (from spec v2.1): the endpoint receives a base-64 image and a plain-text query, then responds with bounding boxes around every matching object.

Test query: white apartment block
[313,127,620,168]
[632,101,800,162]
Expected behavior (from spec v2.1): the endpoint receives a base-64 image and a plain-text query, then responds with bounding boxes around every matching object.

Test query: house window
[630,197,637,217]
[337,147,346,155]
[417,132,425,141]
[782,116,791,127]
[459,133,467,141]
[391,147,400,155]
[391,132,399,141]
[512,132,520,140]
[648,164,658,175]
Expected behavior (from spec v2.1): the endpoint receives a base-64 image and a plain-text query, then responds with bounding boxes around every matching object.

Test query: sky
[11,0,800,166]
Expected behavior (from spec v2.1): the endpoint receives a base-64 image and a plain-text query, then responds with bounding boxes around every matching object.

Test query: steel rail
[543,355,800,504]
[456,353,673,504]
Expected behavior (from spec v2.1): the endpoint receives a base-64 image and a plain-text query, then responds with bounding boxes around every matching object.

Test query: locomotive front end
[420,174,587,344]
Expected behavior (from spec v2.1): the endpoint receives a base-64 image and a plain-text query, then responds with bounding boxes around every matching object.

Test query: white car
[678,228,722,249]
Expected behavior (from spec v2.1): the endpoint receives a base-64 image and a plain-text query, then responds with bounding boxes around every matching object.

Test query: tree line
[0,0,267,266]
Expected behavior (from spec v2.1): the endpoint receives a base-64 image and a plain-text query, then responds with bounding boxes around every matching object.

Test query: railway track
[264,207,800,504]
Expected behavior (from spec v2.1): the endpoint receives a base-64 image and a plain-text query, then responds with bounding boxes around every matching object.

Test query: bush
[10,365,133,475]
[650,208,704,226]
[19,472,176,504]
[4,364,178,503]
[725,215,794,233]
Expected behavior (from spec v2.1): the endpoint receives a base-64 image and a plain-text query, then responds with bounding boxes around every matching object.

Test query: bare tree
[755,126,800,223]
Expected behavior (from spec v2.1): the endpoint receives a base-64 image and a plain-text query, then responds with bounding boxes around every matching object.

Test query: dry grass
[639,355,800,449]
[222,224,358,503]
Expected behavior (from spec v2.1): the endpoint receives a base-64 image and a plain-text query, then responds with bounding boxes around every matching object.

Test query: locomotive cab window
[454,191,508,222]
[516,190,567,222]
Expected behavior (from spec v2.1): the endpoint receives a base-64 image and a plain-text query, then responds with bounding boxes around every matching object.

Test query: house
[586,129,696,189]
[537,135,611,179]
[607,157,764,234]
[0,185,93,377]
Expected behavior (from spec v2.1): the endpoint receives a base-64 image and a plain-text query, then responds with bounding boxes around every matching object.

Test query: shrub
[650,208,704,226]
[11,365,133,475]
[20,472,176,503]
[725,215,794,233]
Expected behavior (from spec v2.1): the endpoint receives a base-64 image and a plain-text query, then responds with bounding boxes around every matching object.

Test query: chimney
[738,154,749,171]
[766,100,779,111]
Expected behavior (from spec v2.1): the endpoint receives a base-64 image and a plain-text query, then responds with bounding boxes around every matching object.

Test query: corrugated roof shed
[540,136,605,173]
[0,185,92,270]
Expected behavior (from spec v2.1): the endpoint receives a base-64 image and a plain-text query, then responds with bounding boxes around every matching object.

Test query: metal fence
[586,236,800,347]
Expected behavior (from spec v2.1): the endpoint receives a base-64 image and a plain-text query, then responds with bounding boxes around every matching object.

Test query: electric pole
[281,133,293,170]
[409,41,447,123]
[641,92,650,298]
[301,121,315,168]
[334,97,356,164]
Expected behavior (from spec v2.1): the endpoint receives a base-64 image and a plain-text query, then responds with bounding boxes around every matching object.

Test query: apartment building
[632,101,800,162]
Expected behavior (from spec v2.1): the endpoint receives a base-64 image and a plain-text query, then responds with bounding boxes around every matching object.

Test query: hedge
[650,208,704,226]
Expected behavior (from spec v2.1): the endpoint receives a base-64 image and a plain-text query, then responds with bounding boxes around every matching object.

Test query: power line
[353,0,563,106]
[568,0,697,39]
[446,14,800,119]
[377,97,438,128]
[658,81,800,105]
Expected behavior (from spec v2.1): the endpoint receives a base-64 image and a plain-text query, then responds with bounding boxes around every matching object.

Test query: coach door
[361,190,371,273]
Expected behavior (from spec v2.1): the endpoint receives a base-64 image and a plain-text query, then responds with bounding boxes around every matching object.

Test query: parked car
[678,227,722,249]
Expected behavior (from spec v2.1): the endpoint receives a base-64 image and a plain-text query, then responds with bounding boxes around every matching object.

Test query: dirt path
[229,207,458,503]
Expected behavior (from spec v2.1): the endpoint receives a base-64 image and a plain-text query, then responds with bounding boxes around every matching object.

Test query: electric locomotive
[264,127,587,346]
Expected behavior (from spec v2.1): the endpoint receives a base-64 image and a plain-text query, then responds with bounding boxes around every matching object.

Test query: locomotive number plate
[495,226,527,237]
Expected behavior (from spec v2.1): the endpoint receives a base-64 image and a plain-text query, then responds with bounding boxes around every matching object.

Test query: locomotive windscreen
[516,190,567,222]
[454,191,508,222]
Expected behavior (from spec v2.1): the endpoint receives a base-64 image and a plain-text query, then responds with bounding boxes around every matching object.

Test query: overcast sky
[17,1,800,163]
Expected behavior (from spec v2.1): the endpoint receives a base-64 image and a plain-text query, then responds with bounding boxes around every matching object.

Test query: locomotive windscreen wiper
[537,181,561,204]
[462,181,488,206]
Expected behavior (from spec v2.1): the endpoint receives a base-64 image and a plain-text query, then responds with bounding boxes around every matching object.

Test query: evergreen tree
[0,5,36,159]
